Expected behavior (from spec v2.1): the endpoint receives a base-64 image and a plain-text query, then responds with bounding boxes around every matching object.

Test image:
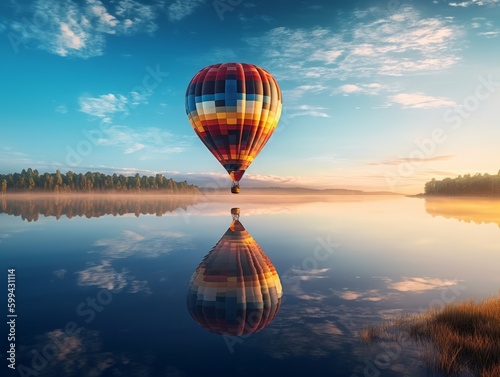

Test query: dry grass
[360,295,500,376]
[358,324,385,343]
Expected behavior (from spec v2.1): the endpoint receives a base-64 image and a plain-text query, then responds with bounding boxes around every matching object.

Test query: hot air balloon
[185,63,282,194]
[187,208,282,336]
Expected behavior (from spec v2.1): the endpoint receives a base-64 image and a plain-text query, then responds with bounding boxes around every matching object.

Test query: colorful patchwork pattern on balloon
[187,216,282,336]
[185,63,282,182]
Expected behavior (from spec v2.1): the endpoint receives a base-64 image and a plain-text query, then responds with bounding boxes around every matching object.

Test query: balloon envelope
[187,211,282,336]
[185,62,282,191]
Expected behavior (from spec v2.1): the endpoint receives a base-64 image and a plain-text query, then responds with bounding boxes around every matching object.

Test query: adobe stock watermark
[213,0,244,21]
[350,282,467,377]
[14,276,136,377]
[272,106,290,137]
[386,0,419,23]
[223,235,340,353]
[384,73,500,192]
[279,235,340,296]
[172,174,231,225]
[7,8,50,54]
[49,64,168,172]
[360,0,419,46]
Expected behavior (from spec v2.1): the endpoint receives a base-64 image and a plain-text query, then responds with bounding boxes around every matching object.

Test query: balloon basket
[231,181,240,194]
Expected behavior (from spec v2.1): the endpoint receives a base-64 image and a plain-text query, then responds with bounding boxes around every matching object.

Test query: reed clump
[359,295,500,376]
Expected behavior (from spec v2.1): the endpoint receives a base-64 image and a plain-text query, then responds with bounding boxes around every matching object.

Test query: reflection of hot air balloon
[185,63,282,194]
[187,208,282,336]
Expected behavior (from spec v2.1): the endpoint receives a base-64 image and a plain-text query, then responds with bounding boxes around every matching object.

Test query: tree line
[0,169,199,194]
[425,171,500,196]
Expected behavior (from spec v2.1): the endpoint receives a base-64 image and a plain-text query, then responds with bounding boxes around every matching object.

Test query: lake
[1,194,499,377]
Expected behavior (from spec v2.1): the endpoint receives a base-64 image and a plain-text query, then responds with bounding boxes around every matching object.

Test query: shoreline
[408,194,500,200]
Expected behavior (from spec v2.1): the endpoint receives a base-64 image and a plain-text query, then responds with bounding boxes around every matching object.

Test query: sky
[1,0,499,194]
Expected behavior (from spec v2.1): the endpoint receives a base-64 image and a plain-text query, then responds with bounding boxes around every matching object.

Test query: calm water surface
[1,195,499,377]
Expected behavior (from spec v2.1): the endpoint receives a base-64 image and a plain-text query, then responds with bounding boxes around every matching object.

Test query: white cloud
[93,125,191,156]
[79,85,156,123]
[0,148,53,168]
[79,93,129,121]
[130,90,151,105]
[147,170,312,189]
[55,105,68,114]
[449,0,500,7]
[95,229,190,259]
[53,269,67,279]
[88,0,118,32]
[330,277,462,303]
[8,0,159,58]
[289,268,331,281]
[247,6,462,81]
[124,143,145,154]
[58,22,84,50]
[335,289,386,302]
[389,92,457,109]
[240,172,301,185]
[478,30,500,37]
[366,82,384,90]
[470,17,500,38]
[309,49,343,64]
[386,277,460,292]
[340,84,362,93]
[11,0,102,57]
[336,82,388,96]
[170,170,398,191]
[283,84,328,101]
[283,269,335,302]
[167,0,205,21]
[76,260,152,294]
[352,44,374,56]
[340,291,362,300]
[77,260,128,290]
[295,293,330,301]
[113,0,158,34]
[288,104,330,118]
[78,90,192,156]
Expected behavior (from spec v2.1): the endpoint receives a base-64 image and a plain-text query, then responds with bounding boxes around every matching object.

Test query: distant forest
[425,171,500,196]
[0,169,199,194]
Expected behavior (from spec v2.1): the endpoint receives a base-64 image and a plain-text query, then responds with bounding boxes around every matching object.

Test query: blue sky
[1,0,499,193]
